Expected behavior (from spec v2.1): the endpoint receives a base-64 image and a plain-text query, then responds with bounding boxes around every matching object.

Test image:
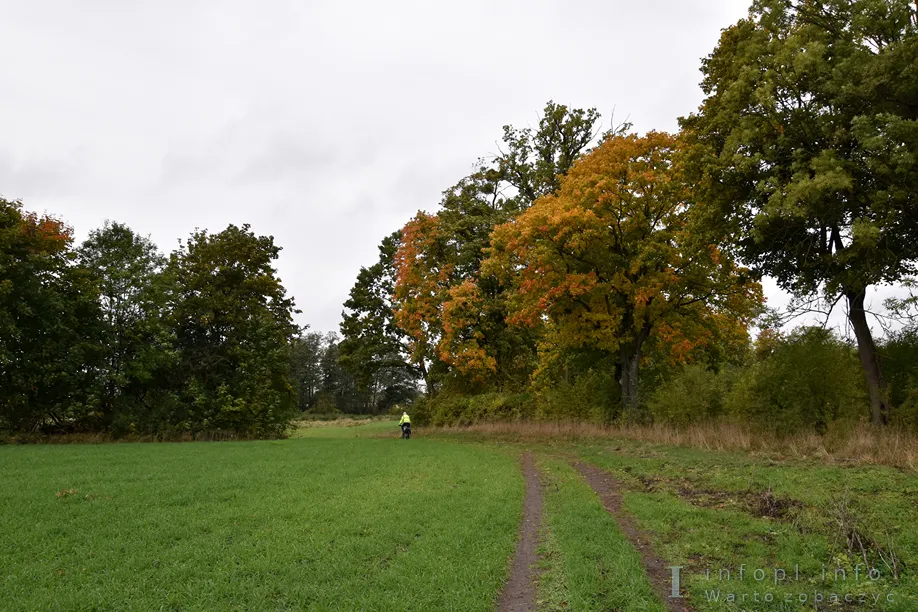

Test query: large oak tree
[681,0,918,424]
[167,224,299,435]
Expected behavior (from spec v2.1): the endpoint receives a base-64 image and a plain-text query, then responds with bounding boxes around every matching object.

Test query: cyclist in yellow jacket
[399,412,411,438]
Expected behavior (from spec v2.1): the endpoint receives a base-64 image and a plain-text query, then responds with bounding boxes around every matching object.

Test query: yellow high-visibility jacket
[399,413,411,426]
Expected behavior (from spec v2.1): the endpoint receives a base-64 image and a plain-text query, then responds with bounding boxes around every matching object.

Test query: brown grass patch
[675,484,803,519]
[430,421,918,471]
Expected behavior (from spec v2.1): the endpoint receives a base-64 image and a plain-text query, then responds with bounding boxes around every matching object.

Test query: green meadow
[2,421,917,611]
[0,426,521,611]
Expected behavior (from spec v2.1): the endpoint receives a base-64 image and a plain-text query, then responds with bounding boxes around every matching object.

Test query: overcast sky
[1,0,908,336]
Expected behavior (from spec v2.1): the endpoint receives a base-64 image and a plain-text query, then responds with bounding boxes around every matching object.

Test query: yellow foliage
[487,132,763,366]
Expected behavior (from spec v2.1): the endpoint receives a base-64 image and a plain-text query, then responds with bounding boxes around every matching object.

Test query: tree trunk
[369,370,380,412]
[419,361,433,398]
[846,289,889,426]
[620,347,641,418]
[619,322,651,421]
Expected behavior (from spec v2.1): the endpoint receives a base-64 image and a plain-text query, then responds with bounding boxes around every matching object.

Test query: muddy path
[497,451,544,612]
[573,461,695,612]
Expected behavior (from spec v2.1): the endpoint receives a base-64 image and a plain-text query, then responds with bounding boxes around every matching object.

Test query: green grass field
[0,425,521,611]
[2,421,916,611]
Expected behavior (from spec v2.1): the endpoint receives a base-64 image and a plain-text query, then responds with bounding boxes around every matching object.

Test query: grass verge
[576,441,918,610]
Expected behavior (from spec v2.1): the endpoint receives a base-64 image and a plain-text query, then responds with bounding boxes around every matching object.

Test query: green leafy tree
[289,331,325,412]
[0,198,103,433]
[494,100,605,208]
[167,224,299,436]
[879,323,918,425]
[339,231,420,407]
[78,221,174,431]
[681,0,918,424]
[313,332,375,413]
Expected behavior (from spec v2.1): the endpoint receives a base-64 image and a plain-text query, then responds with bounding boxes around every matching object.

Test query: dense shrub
[415,392,533,426]
[724,327,866,435]
[644,328,870,434]
[647,365,732,426]
[880,325,918,427]
[532,369,620,424]
[898,384,918,429]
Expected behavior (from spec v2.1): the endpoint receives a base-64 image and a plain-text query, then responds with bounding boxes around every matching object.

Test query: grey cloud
[158,128,342,189]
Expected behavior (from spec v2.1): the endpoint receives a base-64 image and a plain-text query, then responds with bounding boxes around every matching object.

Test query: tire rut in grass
[573,461,695,612]
[498,451,543,612]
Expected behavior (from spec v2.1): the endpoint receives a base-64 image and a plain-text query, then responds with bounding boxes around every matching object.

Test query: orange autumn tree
[392,212,452,394]
[393,211,527,390]
[1,198,103,432]
[439,279,496,382]
[437,272,538,387]
[390,103,605,394]
[485,131,763,417]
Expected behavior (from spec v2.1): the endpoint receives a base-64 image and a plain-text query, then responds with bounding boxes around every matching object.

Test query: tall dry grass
[431,421,918,471]
[291,416,389,429]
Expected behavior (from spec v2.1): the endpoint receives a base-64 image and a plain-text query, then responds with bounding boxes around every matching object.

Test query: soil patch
[748,488,803,520]
[676,483,802,520]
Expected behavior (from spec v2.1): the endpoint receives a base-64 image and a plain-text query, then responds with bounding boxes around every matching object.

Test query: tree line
[0,197,412,437]
[339,0,918,432]
[3,0,917,438]
[0,205,302,436]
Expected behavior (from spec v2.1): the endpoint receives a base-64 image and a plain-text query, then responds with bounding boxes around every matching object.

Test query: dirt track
[497,451,543,612]
[574,461,695,612]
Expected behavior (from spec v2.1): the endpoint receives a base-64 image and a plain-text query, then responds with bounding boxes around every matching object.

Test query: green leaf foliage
[166,224,299,436]
[0,198,104,433]
[77,221,175,433]
[681,0,918,425]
